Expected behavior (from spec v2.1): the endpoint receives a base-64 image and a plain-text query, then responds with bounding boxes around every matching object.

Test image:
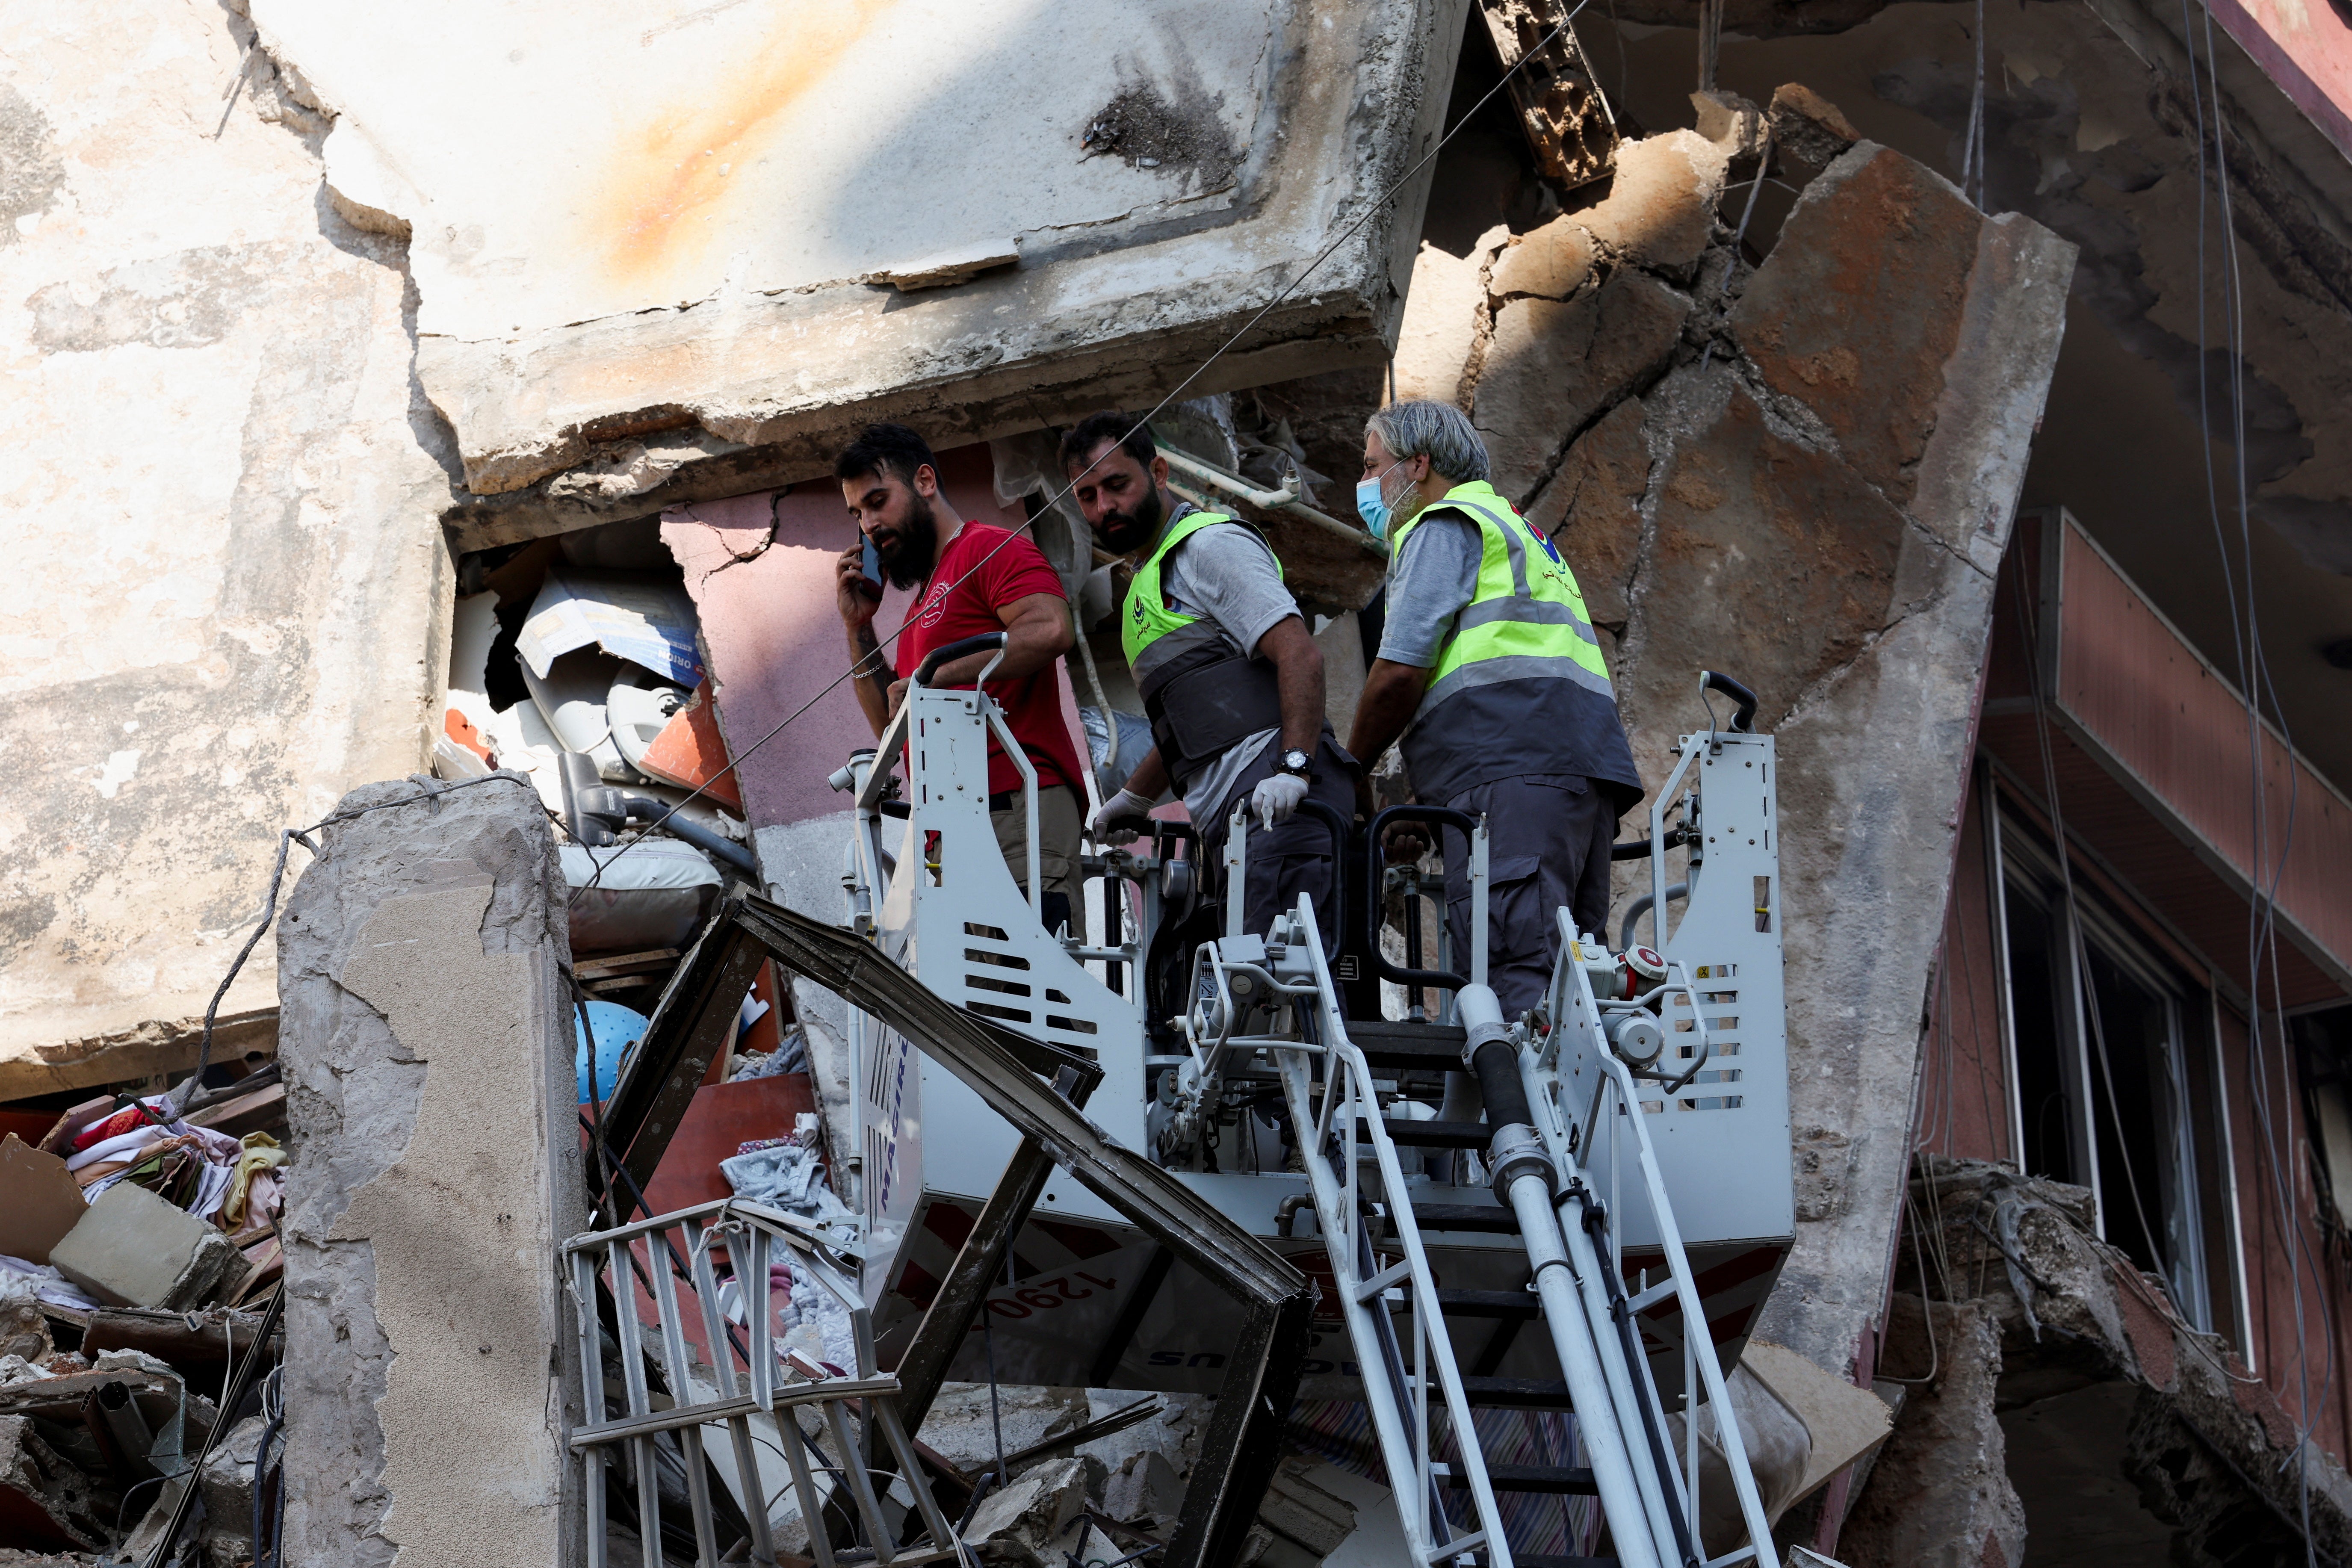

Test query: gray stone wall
[275,774,582,1568]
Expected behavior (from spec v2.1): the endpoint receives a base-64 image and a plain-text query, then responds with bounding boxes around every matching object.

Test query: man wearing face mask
[1058,410,1358,943]
[1344,400,1643,1018]
[832,422,1088,936]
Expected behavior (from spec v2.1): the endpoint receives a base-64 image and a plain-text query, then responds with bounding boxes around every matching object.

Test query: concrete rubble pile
[1850,1155,2352,1567]
[0,1082,286,1563]
[0,0,2098,1542]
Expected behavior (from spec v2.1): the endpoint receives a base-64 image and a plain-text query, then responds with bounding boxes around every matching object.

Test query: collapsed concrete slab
[1457,127,2077,1386]
[1851,1157,2352,1565]
[275,775,582,1567]
[239,0,1475,522]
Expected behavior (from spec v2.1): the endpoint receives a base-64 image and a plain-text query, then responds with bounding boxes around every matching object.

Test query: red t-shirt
[892,523,1087,799]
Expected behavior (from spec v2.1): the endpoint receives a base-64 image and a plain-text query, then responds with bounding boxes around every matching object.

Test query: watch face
[1283,750,1312,771]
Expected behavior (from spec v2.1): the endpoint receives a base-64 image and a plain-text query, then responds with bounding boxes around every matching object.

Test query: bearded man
[833,422,1087,935]
[1059,410,1356,945]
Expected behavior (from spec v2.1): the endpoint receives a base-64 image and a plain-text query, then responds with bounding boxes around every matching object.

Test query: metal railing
[1529,923,1778,1568]
[1186,894,1512,1565]
[562,1198,957,1568]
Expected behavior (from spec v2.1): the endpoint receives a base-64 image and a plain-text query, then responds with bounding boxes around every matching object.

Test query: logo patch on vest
[1519,510,1566,568]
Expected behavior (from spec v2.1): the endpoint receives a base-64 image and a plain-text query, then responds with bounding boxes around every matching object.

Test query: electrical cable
[558,4,1595,911]
[2009,565,2172,1292]
[173,772,536,1112]
[2175,3,2330,1549]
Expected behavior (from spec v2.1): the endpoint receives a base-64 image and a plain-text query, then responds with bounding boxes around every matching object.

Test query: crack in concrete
[1774,587,1946,731]
[688,493,786,585]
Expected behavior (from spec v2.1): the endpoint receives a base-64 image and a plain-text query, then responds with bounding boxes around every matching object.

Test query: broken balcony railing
[562,1196,957,1568]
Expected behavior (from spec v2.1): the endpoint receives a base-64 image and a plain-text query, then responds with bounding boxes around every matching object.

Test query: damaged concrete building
[5,0,2352,1560]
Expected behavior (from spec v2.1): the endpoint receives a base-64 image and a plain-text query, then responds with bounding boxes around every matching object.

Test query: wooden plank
[575,948,681,982]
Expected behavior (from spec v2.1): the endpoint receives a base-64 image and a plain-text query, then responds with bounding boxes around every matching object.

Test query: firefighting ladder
[1179,676,1780,1568]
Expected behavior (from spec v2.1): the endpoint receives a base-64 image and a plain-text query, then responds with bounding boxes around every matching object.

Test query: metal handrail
[563,1198,957,1568]
[1261,897,1513,1565]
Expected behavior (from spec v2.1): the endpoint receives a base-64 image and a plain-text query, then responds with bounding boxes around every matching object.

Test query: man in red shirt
[832,423,1088,935]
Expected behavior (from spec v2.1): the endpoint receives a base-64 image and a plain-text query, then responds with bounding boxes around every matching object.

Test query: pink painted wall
[662,444,1032,831]
[2212,0,2352,166]
[2054,520,2352,985]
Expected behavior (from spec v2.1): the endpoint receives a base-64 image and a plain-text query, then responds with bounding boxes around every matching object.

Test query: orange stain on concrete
[600,0,883,288]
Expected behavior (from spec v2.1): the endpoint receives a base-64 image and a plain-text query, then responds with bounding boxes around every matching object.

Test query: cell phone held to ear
[855,535,884,602]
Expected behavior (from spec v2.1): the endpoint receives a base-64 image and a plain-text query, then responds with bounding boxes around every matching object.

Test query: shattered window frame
[1993,809,2239,1339]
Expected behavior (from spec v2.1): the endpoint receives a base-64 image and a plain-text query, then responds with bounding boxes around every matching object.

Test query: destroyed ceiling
[240,0,1470,521]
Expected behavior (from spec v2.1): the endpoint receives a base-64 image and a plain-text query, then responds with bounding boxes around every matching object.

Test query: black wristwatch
[1277,749,1313,780]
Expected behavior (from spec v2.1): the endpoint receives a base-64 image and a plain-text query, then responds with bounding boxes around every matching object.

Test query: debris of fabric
[730,1027,809,1081]
[561,840,723,954]
[517,568,703,688]
[720,1138,854,1230]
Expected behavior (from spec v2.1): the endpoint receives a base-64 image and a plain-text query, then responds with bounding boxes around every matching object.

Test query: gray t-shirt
[1156,512,1300,823]
[1376,513,1484,668]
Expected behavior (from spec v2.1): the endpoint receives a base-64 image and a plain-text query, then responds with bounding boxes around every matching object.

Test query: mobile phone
[856,534,884,601]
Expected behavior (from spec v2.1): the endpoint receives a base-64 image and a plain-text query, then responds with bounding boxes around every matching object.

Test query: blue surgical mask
[1356,460,1406,539]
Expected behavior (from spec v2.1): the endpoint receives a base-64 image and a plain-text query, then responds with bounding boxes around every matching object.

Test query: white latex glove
[1089,787,1155,846]
[1250,771,1309,830]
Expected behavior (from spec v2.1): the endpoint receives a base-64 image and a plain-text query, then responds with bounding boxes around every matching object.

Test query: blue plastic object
[576,1000,650,1106]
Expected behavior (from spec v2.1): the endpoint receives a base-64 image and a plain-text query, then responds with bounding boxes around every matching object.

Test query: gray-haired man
[1344,399,1644,1016]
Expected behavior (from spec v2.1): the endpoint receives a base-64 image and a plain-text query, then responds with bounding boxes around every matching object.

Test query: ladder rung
[1379,1119,1492,1149]
[1433,1287,1539,1318]
[1437,1464,1598,1495]
[1346,1019,1468,1069]
[1459,1376,1575,1410]
[1628,1276,1676,1315]
[1397,1203,1519,1235]
[1424,1527,1489,1564]
[1353,1257,1413,1302]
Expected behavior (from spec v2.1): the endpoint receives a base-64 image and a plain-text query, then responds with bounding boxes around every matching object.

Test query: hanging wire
[1958,0,1988,208]
[169,772,535,1114]
[2180,1,2328,1551]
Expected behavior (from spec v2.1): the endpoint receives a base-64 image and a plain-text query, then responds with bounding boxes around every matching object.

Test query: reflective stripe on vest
[1120,508,1282,682]
[1388,480,1613,723]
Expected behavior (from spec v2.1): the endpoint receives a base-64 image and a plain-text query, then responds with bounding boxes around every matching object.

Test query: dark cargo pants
[1439,773,1619,1017]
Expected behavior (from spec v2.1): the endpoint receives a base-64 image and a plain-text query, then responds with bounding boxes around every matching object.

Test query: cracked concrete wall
[0,0,1468,1078]
[1599,0,2352,814]
[234,0,1472,532]
[1323,118,2074,1379]
[0,3,458,1085]
[275,774,582,1568]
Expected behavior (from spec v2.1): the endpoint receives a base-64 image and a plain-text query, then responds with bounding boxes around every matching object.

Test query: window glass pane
[2006,889,2076,1187]
[2081,943,2183,1288]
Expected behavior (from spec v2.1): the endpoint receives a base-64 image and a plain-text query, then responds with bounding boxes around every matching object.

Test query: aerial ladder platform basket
[603,629,1802,1566]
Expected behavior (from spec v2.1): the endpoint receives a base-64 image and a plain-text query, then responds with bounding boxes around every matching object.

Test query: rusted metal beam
[1479,0,1620,191]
